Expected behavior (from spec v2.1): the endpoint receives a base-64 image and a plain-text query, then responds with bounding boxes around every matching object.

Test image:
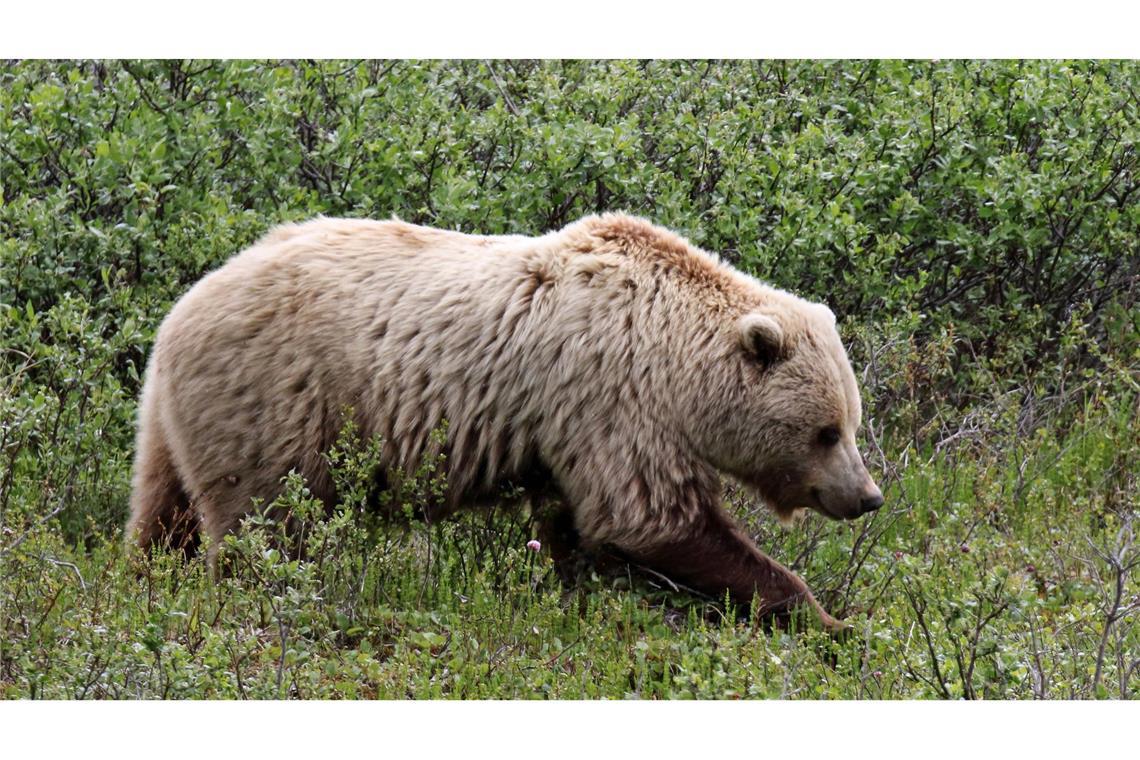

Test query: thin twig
[39,554,87,592]
[0,500,67,557]
[485,61,521,117]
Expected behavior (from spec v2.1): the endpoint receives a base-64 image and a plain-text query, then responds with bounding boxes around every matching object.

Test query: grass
[2,386,1136,699]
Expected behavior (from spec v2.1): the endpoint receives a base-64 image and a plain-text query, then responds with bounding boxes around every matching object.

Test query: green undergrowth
[2,389,1136,699]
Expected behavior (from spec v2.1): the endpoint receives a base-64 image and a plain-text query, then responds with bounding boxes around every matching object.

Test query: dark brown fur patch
[622,506,817,619]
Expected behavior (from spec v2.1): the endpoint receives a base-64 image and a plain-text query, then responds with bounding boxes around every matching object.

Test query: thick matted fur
[127,213,883,629]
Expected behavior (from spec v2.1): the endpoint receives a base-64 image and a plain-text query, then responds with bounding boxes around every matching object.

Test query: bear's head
[693,298,884,523]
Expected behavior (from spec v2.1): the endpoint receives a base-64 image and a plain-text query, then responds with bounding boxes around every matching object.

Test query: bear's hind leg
[194,471,319,567]
[192,476,276,567]
[126,420,199,558]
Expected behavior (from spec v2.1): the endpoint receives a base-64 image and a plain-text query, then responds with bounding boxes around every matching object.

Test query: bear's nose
[859,494,884,514]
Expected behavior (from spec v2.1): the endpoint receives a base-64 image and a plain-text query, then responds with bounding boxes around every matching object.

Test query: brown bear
[126,213,883,630]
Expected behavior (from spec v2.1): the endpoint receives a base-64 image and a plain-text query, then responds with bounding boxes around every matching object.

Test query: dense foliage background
[1,60,1137,698]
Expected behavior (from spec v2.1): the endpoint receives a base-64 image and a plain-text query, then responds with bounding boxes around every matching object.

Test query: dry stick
[856,615,878,699]
[39,555,87,592]
[485,61,521,117]
[1027,611,1050,700]
[0,500,67,558]
[862,565,901,619]
[229,641,249,700]
[428,631,453,660]
[544,635,583,668]
[902,583,953,699]
[1114,623,1130,699]
[626,560,682,594]
[962,594,1011,700]
[275,616,290,698]
[1092,551,1136,696]
[32,583,65,633]
[1089,519,1137,697]
[836,506,906,616]
[1124,658,1140,699]
[1092,561,1124,696]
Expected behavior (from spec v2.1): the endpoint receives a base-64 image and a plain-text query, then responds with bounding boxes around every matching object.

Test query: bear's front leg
[618,508,845,632]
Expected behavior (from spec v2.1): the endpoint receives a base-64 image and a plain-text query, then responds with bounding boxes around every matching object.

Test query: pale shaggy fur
[127,213,882,627]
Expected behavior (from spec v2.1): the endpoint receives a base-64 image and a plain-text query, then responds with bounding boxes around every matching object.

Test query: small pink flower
[893,551,904,560]
[526,539,542,553]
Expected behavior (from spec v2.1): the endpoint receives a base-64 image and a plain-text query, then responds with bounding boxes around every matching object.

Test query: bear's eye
[818,426,841,447]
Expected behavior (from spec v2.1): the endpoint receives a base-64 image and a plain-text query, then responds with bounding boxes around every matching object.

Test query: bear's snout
[821,479,884,520]
[859,492,884,514]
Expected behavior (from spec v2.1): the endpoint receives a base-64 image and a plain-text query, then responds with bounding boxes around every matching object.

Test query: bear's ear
[737,313,787,366]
